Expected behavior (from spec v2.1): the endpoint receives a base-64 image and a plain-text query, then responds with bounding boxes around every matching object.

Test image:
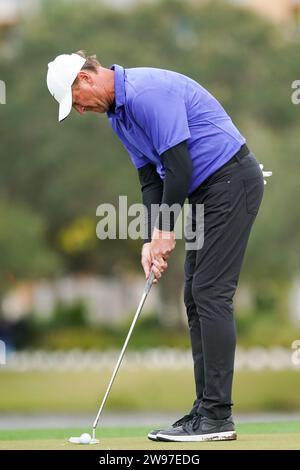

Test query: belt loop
[235,143,248,164]
[235,153,241,164]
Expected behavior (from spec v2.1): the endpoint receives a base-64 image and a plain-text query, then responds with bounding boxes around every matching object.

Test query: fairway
[0,422,299,450]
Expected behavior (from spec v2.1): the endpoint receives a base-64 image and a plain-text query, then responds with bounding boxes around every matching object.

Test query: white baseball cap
[47,53,86,122]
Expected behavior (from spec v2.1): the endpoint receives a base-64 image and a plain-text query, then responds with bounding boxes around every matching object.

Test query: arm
[131,90,192,280]
[138,141,192,237]
[138,163,165,282]
[131,89,191,230]
[156,140,192,232]
[138,163,163,244]
[139,141,193,281]
[150,141,192,273]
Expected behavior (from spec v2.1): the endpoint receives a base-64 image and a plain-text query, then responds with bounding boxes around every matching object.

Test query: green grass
[0,423,299,450]
[1,369,300,413]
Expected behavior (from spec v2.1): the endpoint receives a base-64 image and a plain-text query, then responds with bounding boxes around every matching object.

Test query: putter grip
[145,270,155,295]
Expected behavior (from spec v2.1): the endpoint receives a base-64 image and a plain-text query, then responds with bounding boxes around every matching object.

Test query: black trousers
[184,148,264,420]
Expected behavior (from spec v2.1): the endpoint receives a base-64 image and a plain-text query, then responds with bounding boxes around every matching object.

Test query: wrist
[152,227,174,241]
[142,242,151,254]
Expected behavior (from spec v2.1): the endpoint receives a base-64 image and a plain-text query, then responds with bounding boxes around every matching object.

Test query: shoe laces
[172,413,193,427]
[183,414,202,432]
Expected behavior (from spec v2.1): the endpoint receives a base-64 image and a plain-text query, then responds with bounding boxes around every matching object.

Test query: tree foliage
[0,0,300,305]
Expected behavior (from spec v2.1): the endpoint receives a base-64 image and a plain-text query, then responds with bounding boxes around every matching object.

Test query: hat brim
[58,90,73,122]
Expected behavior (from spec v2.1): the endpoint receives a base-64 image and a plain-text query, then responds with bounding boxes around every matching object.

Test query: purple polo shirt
[107,65,245,195]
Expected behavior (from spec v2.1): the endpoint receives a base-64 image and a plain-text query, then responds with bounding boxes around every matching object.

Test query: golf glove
[259,164,272,185]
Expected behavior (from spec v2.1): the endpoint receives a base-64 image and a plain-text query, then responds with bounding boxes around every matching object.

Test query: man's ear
[77,70,92,84]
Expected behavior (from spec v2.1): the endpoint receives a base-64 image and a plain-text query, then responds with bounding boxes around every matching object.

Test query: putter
[69,270,155,445]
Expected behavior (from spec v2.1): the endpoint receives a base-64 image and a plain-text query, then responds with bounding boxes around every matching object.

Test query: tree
[1,0,300,323]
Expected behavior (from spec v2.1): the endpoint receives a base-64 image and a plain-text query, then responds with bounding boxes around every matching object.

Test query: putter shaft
[92,271,155,434]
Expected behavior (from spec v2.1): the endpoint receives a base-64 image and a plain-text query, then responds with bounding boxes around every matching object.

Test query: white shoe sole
[156,430,237,442]
[147,432,159,441]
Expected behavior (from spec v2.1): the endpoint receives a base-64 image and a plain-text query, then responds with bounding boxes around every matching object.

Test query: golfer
[47,52,268,442]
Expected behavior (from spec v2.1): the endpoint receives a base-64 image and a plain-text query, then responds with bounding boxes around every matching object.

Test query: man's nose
[74,104,85,115]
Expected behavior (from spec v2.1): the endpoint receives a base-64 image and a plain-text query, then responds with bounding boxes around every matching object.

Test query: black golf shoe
[147,412,196,441]
[156,415,237,442]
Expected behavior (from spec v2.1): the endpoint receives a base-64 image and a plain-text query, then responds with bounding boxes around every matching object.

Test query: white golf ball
[79,433,92,444]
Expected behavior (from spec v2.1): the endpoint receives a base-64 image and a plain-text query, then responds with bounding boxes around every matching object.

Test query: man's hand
[151,227,176,262]
[141,243,155,281]
[141,228,175,282]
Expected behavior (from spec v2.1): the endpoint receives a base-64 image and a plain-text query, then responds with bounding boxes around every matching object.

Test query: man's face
[71,71,111,115]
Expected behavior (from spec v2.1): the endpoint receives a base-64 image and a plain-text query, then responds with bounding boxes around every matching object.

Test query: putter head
[90,438,100,444]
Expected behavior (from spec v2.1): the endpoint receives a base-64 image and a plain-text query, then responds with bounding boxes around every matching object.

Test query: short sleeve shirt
[107,65,245,195]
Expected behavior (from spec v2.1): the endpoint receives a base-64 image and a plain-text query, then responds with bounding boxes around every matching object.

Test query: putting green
[0,422,299,450]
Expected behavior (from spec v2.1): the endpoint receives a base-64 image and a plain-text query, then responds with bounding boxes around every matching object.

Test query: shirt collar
[107,64,125,118]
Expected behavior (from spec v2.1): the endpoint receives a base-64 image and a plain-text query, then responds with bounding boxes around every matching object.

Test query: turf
[0,422,299,450]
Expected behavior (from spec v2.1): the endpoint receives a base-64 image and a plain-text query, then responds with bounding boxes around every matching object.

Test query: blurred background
[0,0,300,426]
